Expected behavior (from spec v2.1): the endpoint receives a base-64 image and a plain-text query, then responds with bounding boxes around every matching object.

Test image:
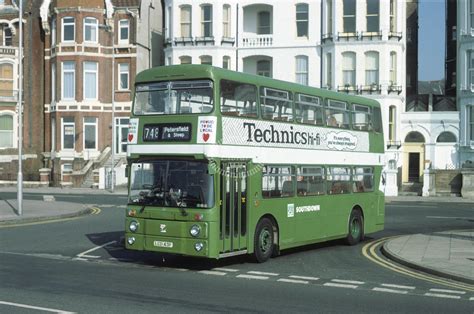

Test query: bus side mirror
[208,161,218,175]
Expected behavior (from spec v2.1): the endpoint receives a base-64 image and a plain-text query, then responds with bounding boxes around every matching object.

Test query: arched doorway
[403,131,425,183]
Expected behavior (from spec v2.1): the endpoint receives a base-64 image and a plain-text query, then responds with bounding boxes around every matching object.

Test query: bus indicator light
[194,213,203,221]
[128,209,137,217]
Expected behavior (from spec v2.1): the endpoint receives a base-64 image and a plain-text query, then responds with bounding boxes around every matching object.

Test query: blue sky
[418,0,445,81]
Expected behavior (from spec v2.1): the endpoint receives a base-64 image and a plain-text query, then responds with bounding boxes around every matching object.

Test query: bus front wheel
[345,209,364,245]
[254,218,275,263]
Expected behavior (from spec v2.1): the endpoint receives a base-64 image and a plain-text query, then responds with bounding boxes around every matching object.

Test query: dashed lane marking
[277,278,309,284]
[372,287,408,295]
[212,268,239,272]
[247,271,279,276]
[426,216,473,220]
[381,283,416,290]
[236,274,269,280]
[198,270,227,276]
[288,275,319,281]
[2,249,473,302]
[323,282,358,289]
[424,293,461,300]
[331,279,365,285]
[429,288,466,295]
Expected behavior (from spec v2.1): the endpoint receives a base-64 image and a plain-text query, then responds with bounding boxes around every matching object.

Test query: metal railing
[241,35,273,47]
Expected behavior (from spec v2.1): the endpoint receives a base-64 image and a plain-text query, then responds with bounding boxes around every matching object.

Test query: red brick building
[0,0,45,183]
[39,0,162,186]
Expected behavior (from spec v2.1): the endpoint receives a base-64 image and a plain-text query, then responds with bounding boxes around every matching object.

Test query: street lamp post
[148,2,155,68]
[17,0,23,215]
[100,21,115,193]
[111,29,115,193]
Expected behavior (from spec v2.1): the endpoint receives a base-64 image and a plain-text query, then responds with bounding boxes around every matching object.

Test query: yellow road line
[90,207,102,215]
[362,237,474,292]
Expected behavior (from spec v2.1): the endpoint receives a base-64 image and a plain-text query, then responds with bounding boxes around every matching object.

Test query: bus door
[220,162,248,255]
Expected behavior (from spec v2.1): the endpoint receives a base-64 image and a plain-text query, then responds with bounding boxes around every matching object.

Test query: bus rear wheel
[345,209,364,245]
[254,218,275,263]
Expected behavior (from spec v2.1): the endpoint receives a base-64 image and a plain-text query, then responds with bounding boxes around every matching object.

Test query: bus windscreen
[128,160,214,209]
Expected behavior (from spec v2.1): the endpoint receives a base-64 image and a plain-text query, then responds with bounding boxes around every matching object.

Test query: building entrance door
[402,131,426,184]
[408,153,420,182]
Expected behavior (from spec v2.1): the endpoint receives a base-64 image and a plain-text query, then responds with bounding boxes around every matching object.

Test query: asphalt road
[0,192,473,313]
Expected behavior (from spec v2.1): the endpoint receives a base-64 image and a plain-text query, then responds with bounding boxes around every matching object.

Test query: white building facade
[164,0,466,195]
[458,0,474,166]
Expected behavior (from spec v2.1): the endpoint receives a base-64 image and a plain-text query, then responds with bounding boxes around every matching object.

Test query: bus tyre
[254,218,274,263]
[345,210,364,245]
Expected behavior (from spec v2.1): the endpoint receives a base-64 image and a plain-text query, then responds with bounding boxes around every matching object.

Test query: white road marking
[77,254,100,259]
[424,293,461,300]
[331,279,365,285]
[373,287,408,295]
[470,297,474,301]
[76,241,116,259]
[0,301,75,313]
[323,282,358,289]
[426,216,473,220]
[213,268,239,272]
[429,288,466,295]
[381,283,416,290]
[391,204,435,208]
[43,195,55,202]
[289,275,319,281]
[198,270,227,276]
[247,271,279,276]
[236,274,269,280]
[277,278,309,284]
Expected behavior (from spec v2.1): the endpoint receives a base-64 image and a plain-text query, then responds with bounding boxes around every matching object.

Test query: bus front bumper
[125,233,210,257]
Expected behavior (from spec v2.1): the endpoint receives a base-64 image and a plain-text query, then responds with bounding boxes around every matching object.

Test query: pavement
[1,187,473,284]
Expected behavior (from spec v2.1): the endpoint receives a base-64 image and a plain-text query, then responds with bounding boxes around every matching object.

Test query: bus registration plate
[153,240,173,248]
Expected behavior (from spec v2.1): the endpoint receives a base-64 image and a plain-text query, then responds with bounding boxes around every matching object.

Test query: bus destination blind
[143,123,192,142]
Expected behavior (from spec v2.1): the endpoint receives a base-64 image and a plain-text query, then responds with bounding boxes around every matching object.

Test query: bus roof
[135,65,381,108]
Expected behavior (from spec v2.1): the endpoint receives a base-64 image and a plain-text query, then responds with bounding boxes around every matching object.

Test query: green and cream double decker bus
[125,65,384,262]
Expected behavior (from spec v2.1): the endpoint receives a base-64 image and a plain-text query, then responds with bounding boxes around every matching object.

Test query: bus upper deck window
[220,80,257,117]
[133,80,214,115]
[352,104,372,131]
[326,99,350,129]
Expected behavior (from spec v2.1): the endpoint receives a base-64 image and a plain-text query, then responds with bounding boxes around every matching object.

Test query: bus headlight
[129,221,139,233]
[194,242,204,252]
[127,237,136,245]
[190,224,201,237]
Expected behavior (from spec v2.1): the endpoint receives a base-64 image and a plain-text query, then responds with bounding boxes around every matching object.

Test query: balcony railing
[360,31,383,40]
[388,31,403,40]
[388,84,403,94]
[0,47,18,56]
[360,84,382,94]
[386,141,401,149]
[241,35,273,47]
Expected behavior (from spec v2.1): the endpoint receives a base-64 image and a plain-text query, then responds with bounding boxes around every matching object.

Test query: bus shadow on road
[85,231,378,270]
